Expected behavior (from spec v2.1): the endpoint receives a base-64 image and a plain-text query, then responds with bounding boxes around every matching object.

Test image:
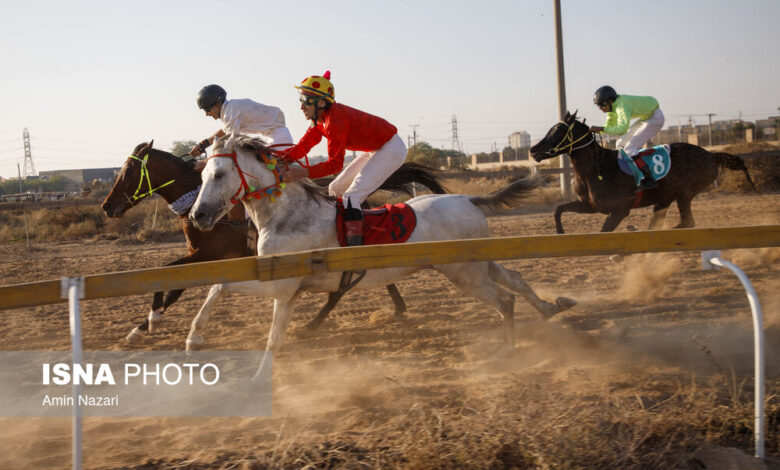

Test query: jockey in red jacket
[279,71,408,246]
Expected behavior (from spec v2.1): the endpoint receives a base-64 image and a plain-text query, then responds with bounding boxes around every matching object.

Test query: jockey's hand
[275,147,299,164]
[281,164,309,182]
[189,145,204,157]
[589,126,604,133]
[194,159,206,171]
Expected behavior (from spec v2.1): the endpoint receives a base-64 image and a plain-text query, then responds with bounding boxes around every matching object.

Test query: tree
[406,141,467,169]
[407,142,444,168]
[170,140,198,158]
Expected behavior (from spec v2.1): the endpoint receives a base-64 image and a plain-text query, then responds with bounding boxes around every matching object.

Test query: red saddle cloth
[335,202,417,247]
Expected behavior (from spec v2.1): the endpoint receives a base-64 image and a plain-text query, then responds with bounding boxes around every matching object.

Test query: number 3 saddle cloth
[335,201,417,247]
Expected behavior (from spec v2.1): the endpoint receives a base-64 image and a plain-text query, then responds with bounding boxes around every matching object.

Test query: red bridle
[207,150,286,205]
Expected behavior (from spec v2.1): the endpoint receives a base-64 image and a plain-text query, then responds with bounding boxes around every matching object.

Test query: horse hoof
[626,224,638,231]
[124,327,144,344]
[186,334,203,352]
[609,254,624,263]
[148,309,163,332]
[554,297,577,312]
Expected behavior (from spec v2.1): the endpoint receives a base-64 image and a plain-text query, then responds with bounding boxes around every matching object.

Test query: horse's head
[190,134,282,231]
[101,140,157,217]
[530,111,592,162]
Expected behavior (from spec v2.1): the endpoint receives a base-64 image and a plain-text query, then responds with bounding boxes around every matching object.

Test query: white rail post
[701,250,765,460]
[61,276,85,470]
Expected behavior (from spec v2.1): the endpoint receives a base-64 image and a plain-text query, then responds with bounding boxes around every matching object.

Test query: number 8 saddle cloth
[618,144,672,185]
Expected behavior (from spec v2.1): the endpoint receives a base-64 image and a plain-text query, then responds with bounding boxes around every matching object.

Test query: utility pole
[707,113,715,146]
[17,163,23,193]
[677,118,682,141]
[553,0,571,197]
[409,124,419,146]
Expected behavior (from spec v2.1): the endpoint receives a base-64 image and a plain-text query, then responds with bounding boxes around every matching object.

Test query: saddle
[617,145,672,185]
[335,201,417,247]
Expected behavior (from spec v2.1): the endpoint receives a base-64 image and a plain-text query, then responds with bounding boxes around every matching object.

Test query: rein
[548,121,595,156]
[128,153,176,201]
[208,150,286,205]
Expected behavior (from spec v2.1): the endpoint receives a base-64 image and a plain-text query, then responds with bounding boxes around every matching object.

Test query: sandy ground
[0,190,778,469]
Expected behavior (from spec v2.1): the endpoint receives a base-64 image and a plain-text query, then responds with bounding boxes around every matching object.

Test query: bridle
[546,120,595,156]
[207,149,286,205]
[126,153,175,201]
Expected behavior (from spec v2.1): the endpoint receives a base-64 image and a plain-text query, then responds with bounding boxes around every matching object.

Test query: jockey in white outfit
[189,84,294,157]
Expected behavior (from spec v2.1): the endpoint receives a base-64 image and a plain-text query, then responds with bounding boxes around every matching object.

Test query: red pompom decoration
[323,70,331,80]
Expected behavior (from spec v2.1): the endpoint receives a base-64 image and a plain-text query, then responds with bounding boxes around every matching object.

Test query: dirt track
[0,190,778,469]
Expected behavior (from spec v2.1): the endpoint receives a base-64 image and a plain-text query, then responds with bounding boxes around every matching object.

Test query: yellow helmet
[295,70,335,103]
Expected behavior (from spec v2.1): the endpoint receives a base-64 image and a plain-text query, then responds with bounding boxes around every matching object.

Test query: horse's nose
[101,200,113,216]
[190,210,206,227]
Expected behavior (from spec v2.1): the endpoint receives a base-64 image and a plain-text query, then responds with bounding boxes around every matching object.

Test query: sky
[0,0,778,179]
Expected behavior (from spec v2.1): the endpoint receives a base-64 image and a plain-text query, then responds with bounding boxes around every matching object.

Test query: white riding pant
[617,108,665,157]
[329,134,407,209]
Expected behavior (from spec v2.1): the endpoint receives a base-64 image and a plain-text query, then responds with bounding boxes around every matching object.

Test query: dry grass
[0,196,182,244]
[118,375,779,469]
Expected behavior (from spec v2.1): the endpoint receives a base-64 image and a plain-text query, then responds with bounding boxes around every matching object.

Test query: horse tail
[468,166,540,214]
[712,153,760,193]
[380,162,448,195]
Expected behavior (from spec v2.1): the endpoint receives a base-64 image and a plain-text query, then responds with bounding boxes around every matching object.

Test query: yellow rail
[1,225,778,311]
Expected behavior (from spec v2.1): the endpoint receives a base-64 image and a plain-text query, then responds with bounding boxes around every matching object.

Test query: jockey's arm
[189,129,227,157]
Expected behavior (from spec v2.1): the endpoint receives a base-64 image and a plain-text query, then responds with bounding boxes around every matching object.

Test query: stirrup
[636,178,658,192]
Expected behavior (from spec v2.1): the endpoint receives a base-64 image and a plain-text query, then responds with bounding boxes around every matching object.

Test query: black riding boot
[636,163,658,192]
[344,201,364,246]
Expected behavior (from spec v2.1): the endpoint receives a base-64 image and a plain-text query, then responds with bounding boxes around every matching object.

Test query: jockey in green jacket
[589,86,665,192]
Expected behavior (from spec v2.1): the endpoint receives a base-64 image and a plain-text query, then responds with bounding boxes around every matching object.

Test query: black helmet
[197,84,227,111]
[593,85,618,106]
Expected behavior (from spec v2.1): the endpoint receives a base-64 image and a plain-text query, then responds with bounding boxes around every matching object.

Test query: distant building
[756,116,780,137]
[39,168,120,191]
[508,131,531,149]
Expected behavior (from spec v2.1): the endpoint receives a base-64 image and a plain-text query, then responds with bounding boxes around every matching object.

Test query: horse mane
[227,135,334,205]
[132,142,195,172]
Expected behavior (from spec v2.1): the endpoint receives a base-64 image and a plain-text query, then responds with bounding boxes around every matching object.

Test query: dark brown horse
[102,141,446,342]
[530,111,758,233]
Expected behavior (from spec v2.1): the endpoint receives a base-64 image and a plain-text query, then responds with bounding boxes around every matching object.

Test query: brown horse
[530,111,758,233]
[101,141,446,342]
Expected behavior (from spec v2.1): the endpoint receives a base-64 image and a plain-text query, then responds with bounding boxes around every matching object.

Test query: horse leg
[488,262,576,318]
[253,292,302,381]
[187,279,296,351]
[555,200,597,234]
[186,284,225,351]
[305,282,406,331]
[600,206,631,232]
[674,196,695,228]
[436,263,516,350]
[304,292,343,331]
[648,201,673,230]
[149,289,186,332]
[386,284,407,317]
[125,253,205,343]
[124,290,163,343]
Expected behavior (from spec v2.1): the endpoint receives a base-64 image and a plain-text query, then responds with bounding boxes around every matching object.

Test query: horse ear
[571,110,578,120]
[148,139,154,150]
[564,111,571,120]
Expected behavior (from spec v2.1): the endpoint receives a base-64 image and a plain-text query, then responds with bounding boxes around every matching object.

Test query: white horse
[188,135,575,369]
